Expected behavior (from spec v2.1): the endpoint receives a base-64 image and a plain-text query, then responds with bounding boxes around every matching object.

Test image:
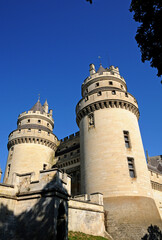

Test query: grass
[68,231,108,240]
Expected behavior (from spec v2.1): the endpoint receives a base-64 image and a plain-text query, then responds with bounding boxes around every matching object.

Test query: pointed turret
[0,167,2,182]
[43,99,49,113]
[30,100,44,113]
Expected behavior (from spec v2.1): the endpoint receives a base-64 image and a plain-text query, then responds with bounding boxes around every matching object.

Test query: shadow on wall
[0,174,69,240]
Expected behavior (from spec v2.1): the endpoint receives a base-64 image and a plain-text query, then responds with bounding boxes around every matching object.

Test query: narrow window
[123,131,131,148]
[70,152,73,156]
[48,132,50,136]
[95,82,99,87]
[28,128,31,132]
[8,164,11,177]
[86,88,88,93]
[121,85,123,89]
[85,96,89,102]
[28,119,30,123]
[47,123,49,127]
[88,113,95,129]
[112,90,116,95]
[97,91,102,96]
[38,120,41,123]
[64,154,67,158]
[43,164,47,170]
[19,129,21,133]
[125,92,128,97]
[109,81,113,85]
[127,158,136,178]
[38,129,41,133]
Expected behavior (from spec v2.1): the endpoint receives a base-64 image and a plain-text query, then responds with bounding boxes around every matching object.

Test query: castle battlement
[18,110,53,121]
[60,131,80,143]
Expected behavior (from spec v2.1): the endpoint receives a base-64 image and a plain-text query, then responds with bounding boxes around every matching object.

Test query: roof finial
[98,56,102,66]
[38,93,40,102]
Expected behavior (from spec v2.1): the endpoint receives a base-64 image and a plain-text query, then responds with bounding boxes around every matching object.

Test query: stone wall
[68,193,106,238]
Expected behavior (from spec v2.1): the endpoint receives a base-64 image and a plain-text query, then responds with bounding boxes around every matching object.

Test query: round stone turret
[76,64,162,240]
[4,100,59,184]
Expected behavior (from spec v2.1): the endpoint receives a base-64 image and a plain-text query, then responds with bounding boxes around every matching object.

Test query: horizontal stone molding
[57,158,80,169]
[76,99,139,126]
[17,114,54,128]
[7,136,57,151]
[82,75,127,94]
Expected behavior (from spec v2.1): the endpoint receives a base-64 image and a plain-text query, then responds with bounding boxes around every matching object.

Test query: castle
[0,64,162,240]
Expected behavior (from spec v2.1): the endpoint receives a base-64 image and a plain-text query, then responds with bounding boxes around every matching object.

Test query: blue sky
[0,0,162,178]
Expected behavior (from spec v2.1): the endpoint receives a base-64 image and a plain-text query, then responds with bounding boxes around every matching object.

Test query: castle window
[88,113,95,129]
[95,82,99,87]
[28,119,30,123]
[112,90,116,95]
[48,132,50,136]
[47,123,49,127]
[28,128,31,132]
[123,131,131,148]
[38,120,41,123]
[85,96,89,102]
[121,85,123,89]
[127,158,136,178]
[109,81,113,85]
[43,164,47,170]
[125,92,128,97]
[38,129,41,133]
[7,164,11,177]
[19,129,21,133]
[97,91,102,96]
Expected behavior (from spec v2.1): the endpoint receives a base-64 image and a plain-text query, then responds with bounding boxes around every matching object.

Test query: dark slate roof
[30,100,44,113]
[97,65,108,74]
[148,155,162,174]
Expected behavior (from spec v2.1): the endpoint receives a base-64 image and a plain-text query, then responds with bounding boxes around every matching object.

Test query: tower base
[104,196,162,240]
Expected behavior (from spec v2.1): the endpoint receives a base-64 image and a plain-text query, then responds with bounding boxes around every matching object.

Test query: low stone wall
[68,193,106,237]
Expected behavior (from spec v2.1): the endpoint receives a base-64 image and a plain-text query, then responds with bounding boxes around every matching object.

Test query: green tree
[130,0,162,79]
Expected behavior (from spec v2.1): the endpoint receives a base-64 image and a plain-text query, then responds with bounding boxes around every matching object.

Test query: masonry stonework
[0,64,162,240]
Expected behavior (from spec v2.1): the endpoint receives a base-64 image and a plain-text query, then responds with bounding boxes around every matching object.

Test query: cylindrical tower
[76,64,162,239]
[4,100,59,184]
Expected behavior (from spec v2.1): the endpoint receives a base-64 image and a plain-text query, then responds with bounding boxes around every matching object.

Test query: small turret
[0,168,2,182]
[89,63,96,76]
[43,99,49,113]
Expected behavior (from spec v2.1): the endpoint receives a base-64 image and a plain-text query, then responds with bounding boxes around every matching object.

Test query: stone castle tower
[76,64,162,239]
[4,99,59,184]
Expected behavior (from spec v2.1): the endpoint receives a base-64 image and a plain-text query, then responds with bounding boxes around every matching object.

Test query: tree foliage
[130,0,162,78]
[86,0,92,4]
[141,225,162,240]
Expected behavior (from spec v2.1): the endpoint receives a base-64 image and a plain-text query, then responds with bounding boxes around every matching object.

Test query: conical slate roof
[30,100,44,113]
[97,65,108,74]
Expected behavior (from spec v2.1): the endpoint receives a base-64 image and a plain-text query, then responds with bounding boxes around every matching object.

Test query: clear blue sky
[0,0,162,178]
